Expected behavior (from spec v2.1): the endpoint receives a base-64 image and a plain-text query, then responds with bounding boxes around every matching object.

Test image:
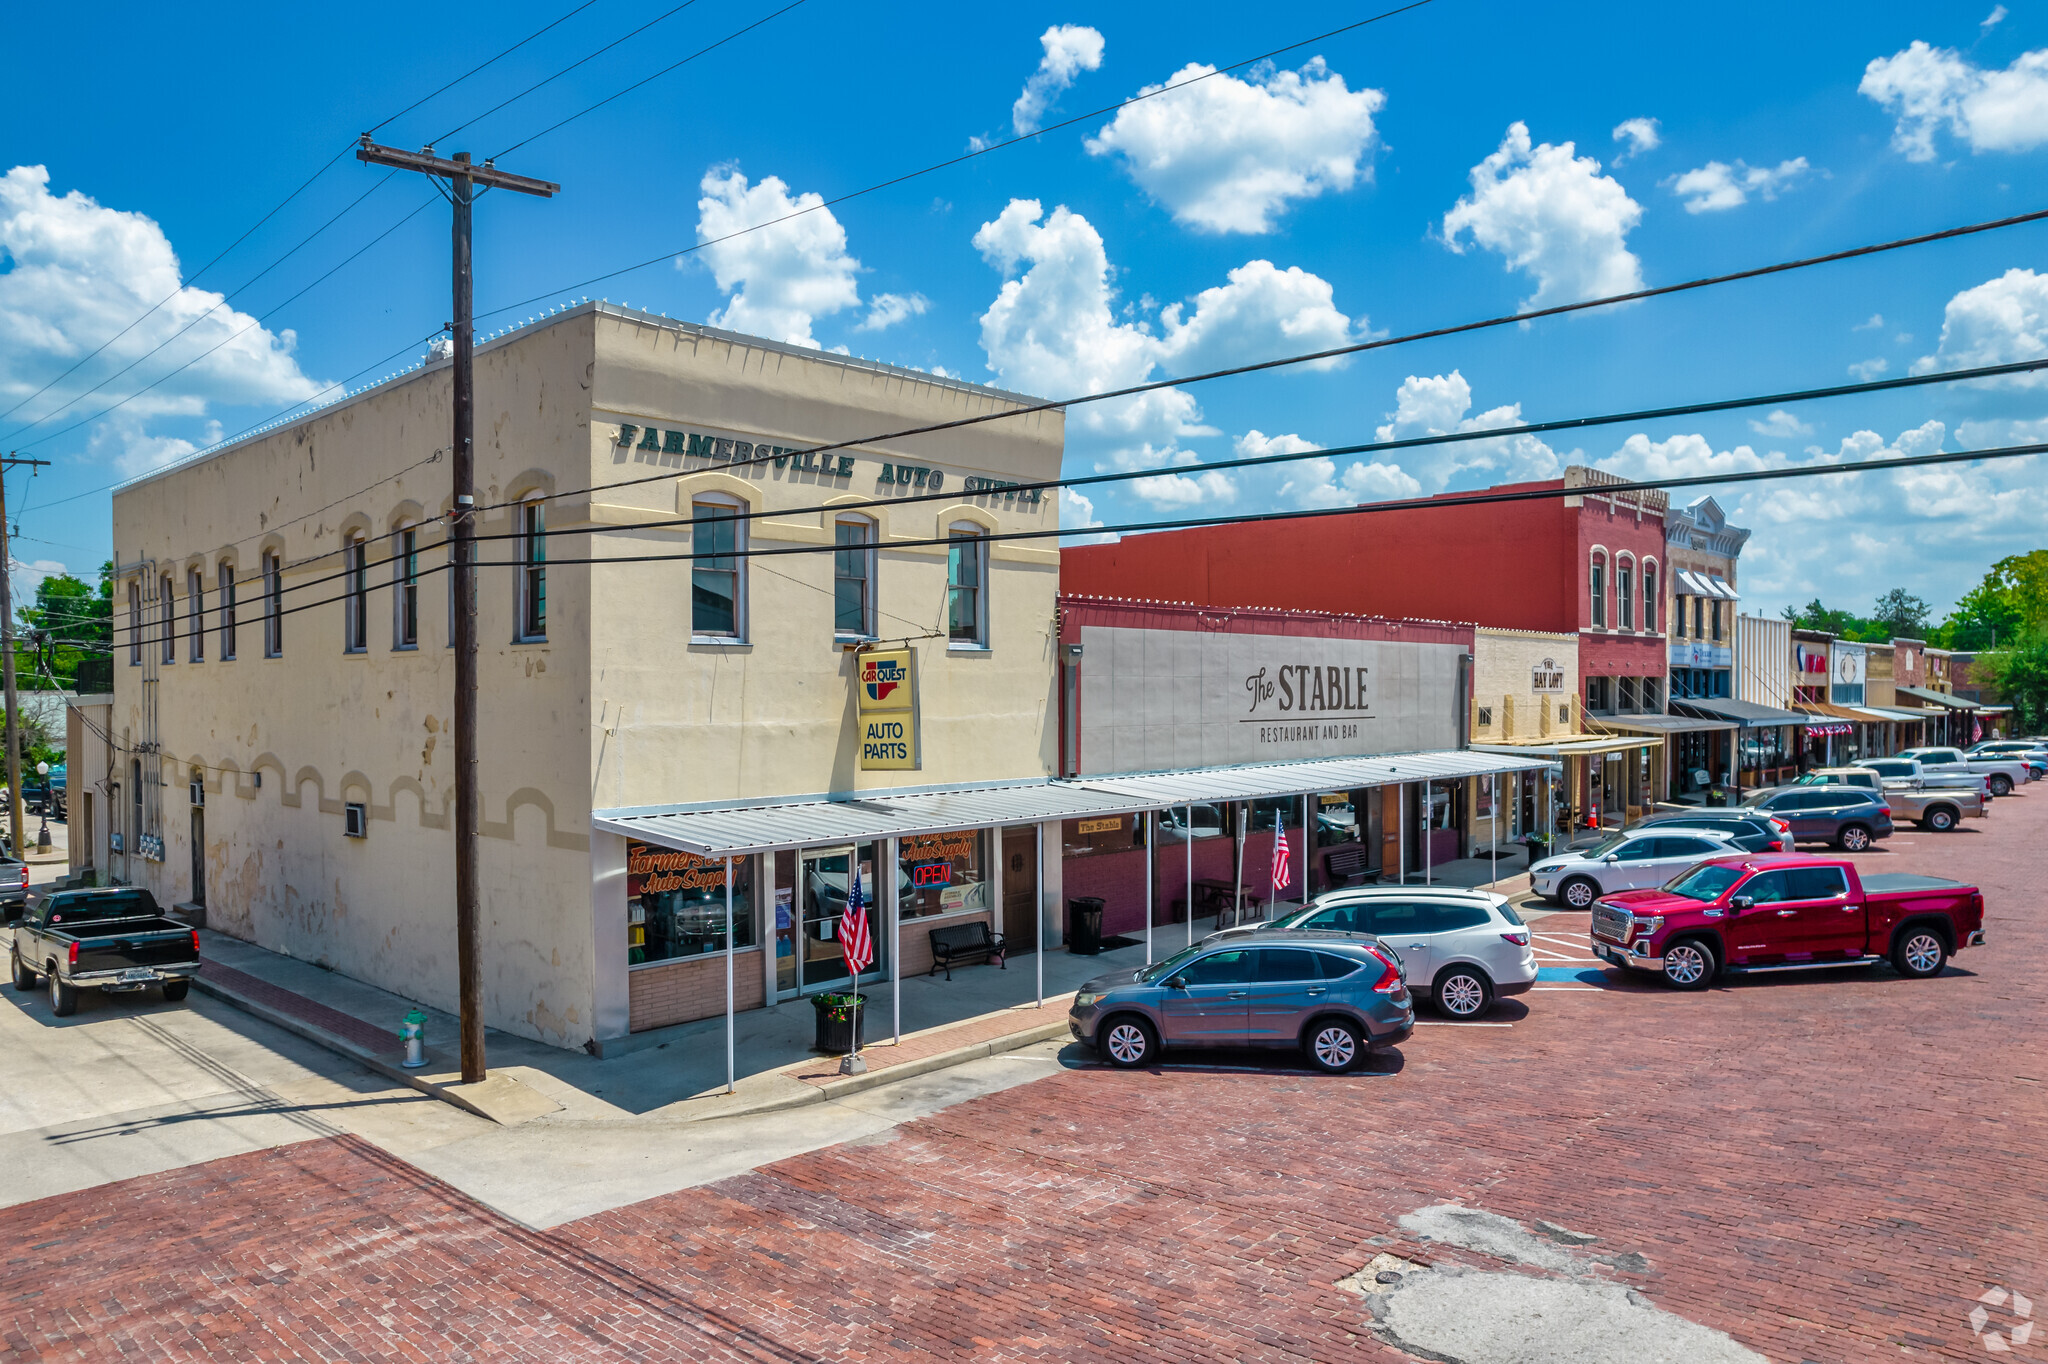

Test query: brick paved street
[6,798,2045,1362]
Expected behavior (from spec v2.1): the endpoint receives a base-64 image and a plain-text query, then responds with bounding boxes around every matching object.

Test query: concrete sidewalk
[189,920,1189,1129]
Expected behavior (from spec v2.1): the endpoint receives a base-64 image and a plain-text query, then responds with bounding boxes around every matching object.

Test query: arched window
[342,533,369,652]
[948,522,988,647]
[128,579,142,666]
[1616,553,1635,632]
[1642,560,1659,633]
[514,500,546,642]
[159,574,176,664]
[263,550,284,657]
[217,560,238,660]
[187,567,205,662]
[393,525,419,649]
[833,514,875,639]
[130,758,143,849]
[691,494,746,640]
[1589,550,1608,630]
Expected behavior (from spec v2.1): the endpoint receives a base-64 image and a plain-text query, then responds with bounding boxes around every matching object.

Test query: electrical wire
[369,0,602,137]
[474,0,1438,325]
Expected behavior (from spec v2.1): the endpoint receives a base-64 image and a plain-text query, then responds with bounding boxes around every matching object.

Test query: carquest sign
[856,647,919,771]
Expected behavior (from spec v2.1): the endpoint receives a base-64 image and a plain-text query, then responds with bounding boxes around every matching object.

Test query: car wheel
[48,969,77,1017]
[1559,877,1599,910]
[1989,774,2013,797]
[1099,1014,1157,1069]
[1433,966,1495,1020]
[1304,1017,1362,1073]
[1660,938,1716,990]
[162,980,190,1003]
[1892,928,1948,979]
[1836,824,1873,851]
[10,950,35,991]
[1924,806,1959,833]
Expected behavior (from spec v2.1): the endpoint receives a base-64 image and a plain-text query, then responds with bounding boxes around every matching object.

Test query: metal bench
[928,920,1007,980]
[1323,845,1376,887]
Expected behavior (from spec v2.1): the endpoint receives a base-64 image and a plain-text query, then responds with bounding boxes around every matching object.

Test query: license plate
[120,968,158,982]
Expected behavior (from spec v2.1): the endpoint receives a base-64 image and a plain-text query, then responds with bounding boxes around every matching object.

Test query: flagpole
[889,836,901,1045]
[1035,822,1045,1009]
[1184,803,1194,948]
[724,856,735,1095]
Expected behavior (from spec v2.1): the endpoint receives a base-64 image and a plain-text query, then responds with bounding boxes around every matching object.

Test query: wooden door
[1001,827,1039,955]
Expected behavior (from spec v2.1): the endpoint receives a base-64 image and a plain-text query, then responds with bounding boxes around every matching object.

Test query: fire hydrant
[399,1008,428,1069]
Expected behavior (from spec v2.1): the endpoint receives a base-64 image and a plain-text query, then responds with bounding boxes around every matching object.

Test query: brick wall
[895,910,992,979]
[628,949,767,1032]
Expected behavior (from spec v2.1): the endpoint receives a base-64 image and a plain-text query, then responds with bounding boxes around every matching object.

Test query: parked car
[1967,740,2048,766]
[1627,809,1793,853]
[1588,854,1984,989]
[1740,786,1894,849]
[0,856,25,916]
[7,886,200,1016]
[1207,886,1535,1018]
[1899,746,2031,797]
[1529,827,1743,909]
[1853,756,1990,799]
[1795,766,1986,831]
[1069,932,1414,1072]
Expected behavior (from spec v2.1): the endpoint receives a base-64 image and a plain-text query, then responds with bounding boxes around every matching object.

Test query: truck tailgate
[70,920,199,974]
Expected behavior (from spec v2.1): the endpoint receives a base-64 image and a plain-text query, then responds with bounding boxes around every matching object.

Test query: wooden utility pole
[0,453,54,860]
[355,139,556,1083]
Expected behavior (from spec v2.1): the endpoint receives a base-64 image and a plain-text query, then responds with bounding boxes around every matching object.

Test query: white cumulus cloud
[1749,409,1814,439]
[1611,117,1661,162]
[972,199,1356,445]
[1911,267,2048,386]
[1374,370,1566,488]
[1086,57,1384,234]
[1600,431,1781,482]
[0,164,323,466]
[1012,25,1104,135]
[1667,157,1811,212]
[857,292,928,332]
[1850,357,1890,382]
[1441,123,1644,311]
[695,166,861,348]
[1860,41,2048,160]
[1131,469,1237,507]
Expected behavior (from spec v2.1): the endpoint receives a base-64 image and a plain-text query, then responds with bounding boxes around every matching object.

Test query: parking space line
[1415,1020,1513,1027]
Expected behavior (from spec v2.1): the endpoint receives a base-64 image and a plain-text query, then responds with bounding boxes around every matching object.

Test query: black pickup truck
[7,887,200,1016]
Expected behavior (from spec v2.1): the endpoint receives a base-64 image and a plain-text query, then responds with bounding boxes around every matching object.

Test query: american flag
[1271,825,1292,895]
[840,862,875,976]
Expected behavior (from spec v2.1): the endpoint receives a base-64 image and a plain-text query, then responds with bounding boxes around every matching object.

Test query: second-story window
[691,498,743,638]
[1711,599,1724,643]
[833,516,874,639]
[947,524,987,647]
[515,501,546,642]
[1589,553,1607,630]
[128,579,142,666]
[263,551,284,657]
[1642,565,1658,632]
[394,526,419,648]
[187,568,204,662]
[218,561,237,660]
[159,574,175,664]
[1617,559,1634,632]
[343,535,368,652]
[1692,595,1704,640]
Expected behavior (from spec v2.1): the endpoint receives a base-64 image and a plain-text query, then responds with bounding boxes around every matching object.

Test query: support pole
[1143,810,1154,966]
[1034,822,1045,1008]
[1490,773,1498,886]
[0,461,45,862]
[1300,793,1310,903]
[1232,802,1244,926]
[724,856,735,1095]
[1397,784,1405,885]
[1184,803,1194,948]
[1425,782,1433,886]
[889,836,901,1044]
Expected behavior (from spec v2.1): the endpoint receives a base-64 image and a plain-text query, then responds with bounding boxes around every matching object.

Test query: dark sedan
[1628,809,1793,853]
[1740,786,1895,850]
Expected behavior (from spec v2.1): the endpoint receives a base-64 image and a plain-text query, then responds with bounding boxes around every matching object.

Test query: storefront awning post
[889,835,902,1044]
[1490,773,1498,886]
[1144,811,1154,966]
[733,860,741,1097]
[1185,804,1194,949]
[1424,783,1433,887]
[1233,803,1244,924]
[1397,785,1405,885]
[1299,793,1310,903]
[1034,822,1045,1009]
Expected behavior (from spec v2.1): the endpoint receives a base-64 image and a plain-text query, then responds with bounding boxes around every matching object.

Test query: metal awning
[1706,574,1737,599]
[1851,706,1910,722]
[596,749,1556,858]
[1897,685,1980,710]
[1469,735,1659,760]
[1795,701,1876,722]
[1670,697,1806,728]
[1589,713,1737,736]
[1677,570,1737,600]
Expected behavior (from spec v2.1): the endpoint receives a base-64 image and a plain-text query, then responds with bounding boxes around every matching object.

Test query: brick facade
[627,950,768,1032]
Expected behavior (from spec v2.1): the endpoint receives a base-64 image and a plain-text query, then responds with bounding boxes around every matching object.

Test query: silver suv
[1068,932,1415,1073]
[1210,887,1537,1019]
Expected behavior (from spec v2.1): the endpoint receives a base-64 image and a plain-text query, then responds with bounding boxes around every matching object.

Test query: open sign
[908,861,952,888]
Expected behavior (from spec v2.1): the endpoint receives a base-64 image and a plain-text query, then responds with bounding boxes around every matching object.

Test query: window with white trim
[343,534,368,653]
[128,579,142,666]
[691,497,744,638]
[159,574,175,664]
[394,526,419,649]
[1589,552,1607,630]
[263,551,284,657]
[833,515,875,639]
[1616,556,1634,632]
[186,568,205,661]
[515,501,546,642]
[947,524,987,647]
[1642,562,1658,632]
[217,560,237,660]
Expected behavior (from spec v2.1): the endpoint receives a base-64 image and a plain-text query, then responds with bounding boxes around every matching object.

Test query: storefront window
[898,830,988,919]
[1063,813,1139,859]
[1157,803,1226,841]
[627,842,756,966]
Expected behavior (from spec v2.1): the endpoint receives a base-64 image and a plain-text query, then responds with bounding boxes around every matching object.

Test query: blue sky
[4,0,2046,620]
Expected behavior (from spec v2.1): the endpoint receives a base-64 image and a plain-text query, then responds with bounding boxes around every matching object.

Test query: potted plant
[811,992,866,1054]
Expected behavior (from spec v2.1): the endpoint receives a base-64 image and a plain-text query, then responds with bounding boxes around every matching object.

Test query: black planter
[811,993,867,1053]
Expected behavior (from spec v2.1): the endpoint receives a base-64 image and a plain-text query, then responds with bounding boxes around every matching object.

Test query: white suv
[1209,887,1537,1019]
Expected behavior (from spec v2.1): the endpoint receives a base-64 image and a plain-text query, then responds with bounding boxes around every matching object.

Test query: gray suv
[1068,932,1415,1073]
[1741,786,1895,850]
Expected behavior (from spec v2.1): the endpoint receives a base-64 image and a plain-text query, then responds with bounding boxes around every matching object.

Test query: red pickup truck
[1588,854,1985,989]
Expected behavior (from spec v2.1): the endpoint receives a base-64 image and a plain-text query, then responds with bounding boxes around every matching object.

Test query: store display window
[898,830,989,919]
[627,841,756,966]
[1062,812,1139,859]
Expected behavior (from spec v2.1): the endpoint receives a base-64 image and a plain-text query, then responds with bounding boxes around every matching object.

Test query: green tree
[1936,550,2048,649]
[1973,635,2048,733]
[1869,588,1932,640]
[13,561,114,690]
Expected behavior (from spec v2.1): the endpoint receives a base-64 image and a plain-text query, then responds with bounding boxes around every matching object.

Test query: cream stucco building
[105,303,1065,1049]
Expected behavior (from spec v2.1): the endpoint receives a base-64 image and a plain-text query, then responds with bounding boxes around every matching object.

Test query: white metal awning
[595,749,1555,857]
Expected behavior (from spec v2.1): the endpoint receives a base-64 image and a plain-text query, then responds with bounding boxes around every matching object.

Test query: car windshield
[1739,789,1773,807]
[1793,773,1829,786]
[44,891,162,924]
[1577,834,1628,859]
[1663,864,1745,901]
[1136,943,1210,984]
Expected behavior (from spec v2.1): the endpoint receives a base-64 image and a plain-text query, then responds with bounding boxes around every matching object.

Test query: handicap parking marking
[1535,965,1629,987]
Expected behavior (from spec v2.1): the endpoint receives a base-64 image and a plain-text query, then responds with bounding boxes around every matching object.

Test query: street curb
[189,974,503,1125]
[795,1016,1075,1105]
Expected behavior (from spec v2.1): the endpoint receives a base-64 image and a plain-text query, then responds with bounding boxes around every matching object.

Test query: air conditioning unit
[344,802,368,839]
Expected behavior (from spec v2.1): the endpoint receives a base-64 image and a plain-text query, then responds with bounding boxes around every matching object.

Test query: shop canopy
[597,749,1555,858]
[1897,685,1981,710]
[1589,713,1737,737]
[1852,706,1916,723]
[1795,701,1878,723]
[1669,697,1806,728]
[1467,734,1659,760]
[1677,570,1738,599]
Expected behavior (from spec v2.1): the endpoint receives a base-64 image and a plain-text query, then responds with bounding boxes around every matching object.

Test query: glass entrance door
[795,844,884,994]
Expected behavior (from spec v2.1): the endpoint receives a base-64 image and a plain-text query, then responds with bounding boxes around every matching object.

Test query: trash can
[1067,897,1105,955]
[811,992,866,1053]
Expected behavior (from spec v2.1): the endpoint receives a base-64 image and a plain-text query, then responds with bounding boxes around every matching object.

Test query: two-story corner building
[1662,496,1747,703]
[102,302,1071,1050]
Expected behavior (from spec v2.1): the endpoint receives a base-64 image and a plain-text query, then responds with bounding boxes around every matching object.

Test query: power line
[369,0,601,137]
[472,0,1439,324]
[492,0,813,159]
[99,437,2048,654]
